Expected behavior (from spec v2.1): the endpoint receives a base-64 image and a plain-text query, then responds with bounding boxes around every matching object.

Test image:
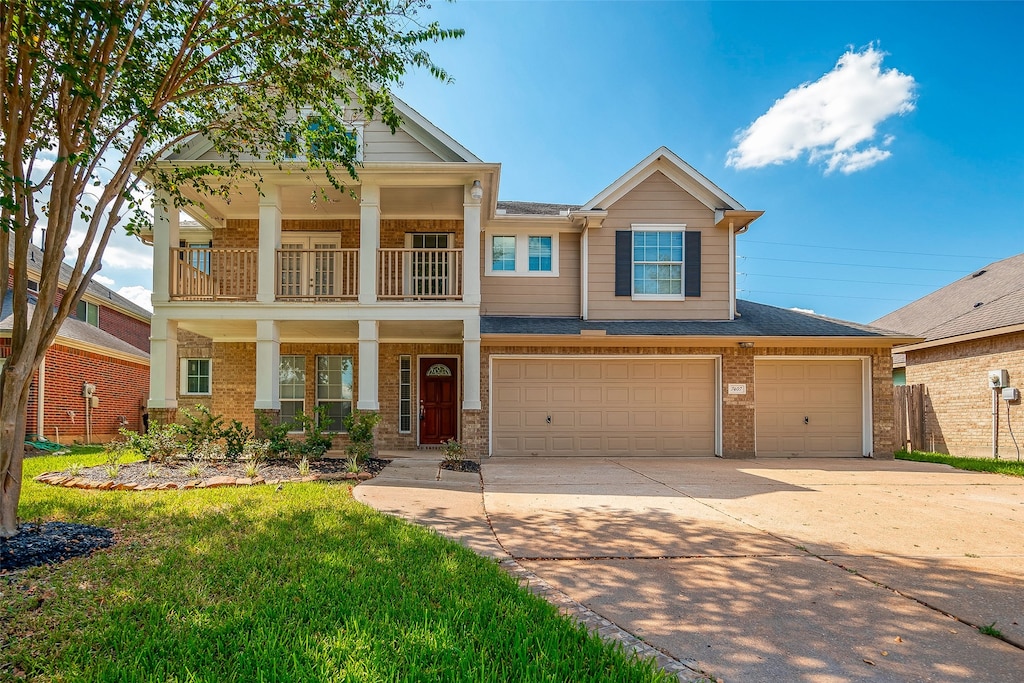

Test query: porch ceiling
[177,318,464,343]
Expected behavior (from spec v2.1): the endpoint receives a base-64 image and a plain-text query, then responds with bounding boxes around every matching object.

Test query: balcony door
[279,234,340,298]
[406,233,453,298]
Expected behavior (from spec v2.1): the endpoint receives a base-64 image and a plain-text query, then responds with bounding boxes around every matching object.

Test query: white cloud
[93,274,116,287]
[790,307,816,315]
[116,285,153,312]
[726,46,915,174]
[66,230,153,270]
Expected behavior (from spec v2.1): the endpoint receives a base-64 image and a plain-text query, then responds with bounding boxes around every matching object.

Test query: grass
[897,450,1024,477]
[2,451,672,683]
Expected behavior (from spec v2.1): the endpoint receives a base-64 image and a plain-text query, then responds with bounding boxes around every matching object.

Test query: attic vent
[972,269,987,278]
[974,302,984,308]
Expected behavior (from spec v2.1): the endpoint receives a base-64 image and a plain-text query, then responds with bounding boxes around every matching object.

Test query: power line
[738,272,942,288]
[740,239,1001,261]
[738,288,911,302]
[740,256,969,273]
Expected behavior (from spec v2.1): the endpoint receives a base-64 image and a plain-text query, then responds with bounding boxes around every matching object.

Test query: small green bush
[179,404,226,455]
[257,412,293,456]
[292,407,333,460]
[343,410,380,462]
[223,420,253,461]
[441,438,466,463]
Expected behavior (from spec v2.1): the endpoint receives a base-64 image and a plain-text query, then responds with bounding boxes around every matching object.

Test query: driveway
[359,456,1024,682]
[486,457,1024,682]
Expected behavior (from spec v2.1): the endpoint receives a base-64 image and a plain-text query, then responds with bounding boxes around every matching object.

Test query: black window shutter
[684,231,701,297]
[614,230,632,296]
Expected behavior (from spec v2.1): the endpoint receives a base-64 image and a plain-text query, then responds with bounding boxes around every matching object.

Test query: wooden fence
[894,383,925,452]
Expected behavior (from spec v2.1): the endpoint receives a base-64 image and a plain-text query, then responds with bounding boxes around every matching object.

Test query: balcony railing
[378,248,463,300]
[170,247,257,300]
[276,248,359,300]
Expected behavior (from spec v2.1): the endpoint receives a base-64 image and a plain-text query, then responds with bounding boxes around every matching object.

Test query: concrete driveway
[486,457,1024,682]
[359,456,1024,682]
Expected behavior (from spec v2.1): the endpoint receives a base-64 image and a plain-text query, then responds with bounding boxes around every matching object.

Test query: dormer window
[285,115,363,162]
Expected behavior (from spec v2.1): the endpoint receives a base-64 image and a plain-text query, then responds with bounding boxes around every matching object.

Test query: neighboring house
[873,253,1024,458]
[0,242,151,444]
[140,98,915,459]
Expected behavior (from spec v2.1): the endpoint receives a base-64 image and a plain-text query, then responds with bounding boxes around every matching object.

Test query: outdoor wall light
[738,341,755,348]
[470,180,483,200]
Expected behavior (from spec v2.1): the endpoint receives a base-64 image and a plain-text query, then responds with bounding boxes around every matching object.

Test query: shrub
[343,410,380,462]
[223,420,253,461]
[292,407,333,460]
[257,412,294,457]
[441,438,466,463]
[179,404,226,455]
[242,439,271,463]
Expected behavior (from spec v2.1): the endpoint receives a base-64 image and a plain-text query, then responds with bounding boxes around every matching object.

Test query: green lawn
[897,450,1024,477]
[3,450,672,682]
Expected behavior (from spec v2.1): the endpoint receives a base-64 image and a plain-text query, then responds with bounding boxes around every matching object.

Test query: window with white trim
[316,355,353,432]
[181,358,211,395]
[399,355,412,433]
[485,232,559,276]
[632,227,684,297]
[279,356,305,428]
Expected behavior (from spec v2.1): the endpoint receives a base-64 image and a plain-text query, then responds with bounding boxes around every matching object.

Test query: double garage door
[491,357,716,456]
[490,356,866,458]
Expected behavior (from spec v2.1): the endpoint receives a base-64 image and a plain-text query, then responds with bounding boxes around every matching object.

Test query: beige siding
[588,171,731,321]
[362,120,443,162]
[481,233,581,317]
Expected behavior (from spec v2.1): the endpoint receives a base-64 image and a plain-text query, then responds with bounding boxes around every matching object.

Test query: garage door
[755,359,864,457]
[491,357,716,456]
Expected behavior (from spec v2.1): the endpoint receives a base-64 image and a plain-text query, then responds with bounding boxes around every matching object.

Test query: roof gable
[582,147,744,212]
[872,252,1024,342]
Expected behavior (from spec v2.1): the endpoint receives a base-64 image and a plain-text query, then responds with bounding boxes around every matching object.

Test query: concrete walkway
[357,454,1024,682]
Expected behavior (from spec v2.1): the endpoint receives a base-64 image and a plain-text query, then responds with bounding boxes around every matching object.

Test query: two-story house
[143,98,914,458]
[1,242,151,444]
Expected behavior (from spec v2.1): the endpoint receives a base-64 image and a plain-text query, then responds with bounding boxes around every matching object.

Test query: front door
[420,357,458,445]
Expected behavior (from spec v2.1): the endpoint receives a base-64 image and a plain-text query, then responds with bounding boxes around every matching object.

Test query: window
[485,232,559,276]
[491,236,516,271]
[76,300,99,327]
[528,236,552,272]
[316,355,353,432]
[633,229,683,297]
[399,355,412,433]
[279,356,305,427]
[285,116,363,162]
[189,243,211,274]
[182,359,211,395]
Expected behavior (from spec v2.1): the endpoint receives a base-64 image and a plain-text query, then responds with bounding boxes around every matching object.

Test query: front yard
[2,450,671,682]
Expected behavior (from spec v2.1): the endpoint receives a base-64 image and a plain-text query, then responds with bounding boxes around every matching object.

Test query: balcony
[168,247,463,302]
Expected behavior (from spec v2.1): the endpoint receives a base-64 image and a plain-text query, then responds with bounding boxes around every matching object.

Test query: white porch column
[463,184,482,305]
[357,319,379,410]
[148,317,179,409]
[359,183,380,305]
[257,185,282,303]
[254,320,281,410]
[462,315,481,410]
[151,189,179,305]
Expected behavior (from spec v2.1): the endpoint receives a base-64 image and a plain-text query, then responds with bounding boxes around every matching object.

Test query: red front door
[420,357,458,445]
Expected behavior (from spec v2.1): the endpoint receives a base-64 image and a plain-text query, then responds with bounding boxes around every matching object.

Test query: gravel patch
[1,522,115,574]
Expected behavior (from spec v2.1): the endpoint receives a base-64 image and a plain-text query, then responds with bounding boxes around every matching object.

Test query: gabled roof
[581,147,745,212]
[14,242,151,321]
[871,253,1024,343]
[162,94,480,163]
[484,300,914,340]
[0,299,149,363]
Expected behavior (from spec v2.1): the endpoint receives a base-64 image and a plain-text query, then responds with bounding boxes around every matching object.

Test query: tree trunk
[0,366,34,538]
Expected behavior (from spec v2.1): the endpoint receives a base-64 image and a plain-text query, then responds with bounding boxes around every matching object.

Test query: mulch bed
[439,460,481,473]
[1,522,115,574]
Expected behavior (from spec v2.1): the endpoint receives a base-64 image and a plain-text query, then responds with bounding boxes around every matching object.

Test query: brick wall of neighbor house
[479,344,896,458]
[97,304,150,352]
[905,331,1024,458]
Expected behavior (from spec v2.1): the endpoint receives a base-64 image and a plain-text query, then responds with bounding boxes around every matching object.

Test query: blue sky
[94,1,1023,325]
[392,0,1024,324]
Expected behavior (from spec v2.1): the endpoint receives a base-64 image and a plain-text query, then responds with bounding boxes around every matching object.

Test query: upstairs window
[491,236,516,271]
[633,230,683,296]
[76,300,99,327]
[528,236,552,272]
[485,232,559,277]
[285,116,363,162]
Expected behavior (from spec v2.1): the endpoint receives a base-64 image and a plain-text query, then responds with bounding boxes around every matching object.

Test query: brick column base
[461,410,483,461]
[148,407,177,431]
[254,409,281,439]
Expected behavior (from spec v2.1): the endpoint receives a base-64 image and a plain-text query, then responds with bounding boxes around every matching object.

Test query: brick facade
[904,330,1024,458]
[96,304,150,352]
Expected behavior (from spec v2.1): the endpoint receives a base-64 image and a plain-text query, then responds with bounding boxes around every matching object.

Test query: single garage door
[755,359,864,457]
[491,357,716,456]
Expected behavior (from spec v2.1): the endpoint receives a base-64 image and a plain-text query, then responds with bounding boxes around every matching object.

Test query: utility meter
[1002,387,1020,402]
[989,370,1009,389]
[82,382,97,398]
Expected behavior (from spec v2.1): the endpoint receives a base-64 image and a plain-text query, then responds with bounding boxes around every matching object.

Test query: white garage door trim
[754,356,873,457]
[488,354,722,457]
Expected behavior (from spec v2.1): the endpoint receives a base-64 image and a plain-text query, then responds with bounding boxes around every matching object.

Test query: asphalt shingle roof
[0,299,149,361]
[495,201,580,216]
[871,253,1024,342]
[483,300,908,338]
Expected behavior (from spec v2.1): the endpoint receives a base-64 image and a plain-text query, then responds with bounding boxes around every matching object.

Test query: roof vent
[974,302,984,308]
[972,269,987,278]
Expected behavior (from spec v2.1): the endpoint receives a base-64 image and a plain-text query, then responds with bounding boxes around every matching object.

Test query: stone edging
[498,558,714,683]
[33,471,373,491]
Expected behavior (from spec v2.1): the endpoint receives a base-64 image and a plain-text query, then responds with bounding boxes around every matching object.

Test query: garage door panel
[492,358,716,456]
[755,359,863,458]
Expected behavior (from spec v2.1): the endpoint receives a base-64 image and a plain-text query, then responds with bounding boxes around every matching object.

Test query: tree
[0,0,462,537]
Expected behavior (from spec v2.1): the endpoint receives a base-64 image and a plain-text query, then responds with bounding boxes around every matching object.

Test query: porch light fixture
[738,341,755,348]
[470,180,483,200]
